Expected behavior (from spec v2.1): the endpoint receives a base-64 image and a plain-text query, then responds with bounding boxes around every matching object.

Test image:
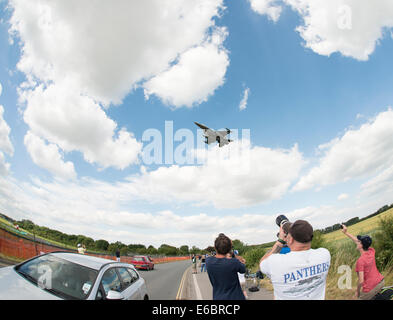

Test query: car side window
[101,268,122,296]
[117,267,133,290]
[128,268,139,282]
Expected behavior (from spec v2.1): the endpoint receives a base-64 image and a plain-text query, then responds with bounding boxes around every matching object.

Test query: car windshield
[15,254,98,300]
[133,257,145,262]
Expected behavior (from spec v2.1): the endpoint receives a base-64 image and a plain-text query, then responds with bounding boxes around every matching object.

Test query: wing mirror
[106,290,124,300]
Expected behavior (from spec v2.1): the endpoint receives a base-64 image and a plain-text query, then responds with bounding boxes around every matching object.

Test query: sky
[0,0,393,249]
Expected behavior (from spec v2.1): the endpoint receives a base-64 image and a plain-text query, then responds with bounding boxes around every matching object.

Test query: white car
[0,251,149,300]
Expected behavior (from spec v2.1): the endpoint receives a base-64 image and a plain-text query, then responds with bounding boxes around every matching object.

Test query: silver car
[0,251,149,300]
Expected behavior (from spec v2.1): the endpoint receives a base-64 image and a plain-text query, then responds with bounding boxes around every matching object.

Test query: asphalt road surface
[138,259,190,300]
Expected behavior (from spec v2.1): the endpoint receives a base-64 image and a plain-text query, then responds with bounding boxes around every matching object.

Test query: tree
[95,239,109,251]
[179,245,189,255]
[232,239,246,255]
[189,246,200,255]
[136,247,147,255]
[147,245,158,255]
[108,241,127,254]
[158,244,178,256]
[204,246,215,253]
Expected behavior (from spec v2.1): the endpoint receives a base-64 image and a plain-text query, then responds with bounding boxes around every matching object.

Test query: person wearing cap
[77,243,86,254]
[259,220,331,300]
[341,225,384,300]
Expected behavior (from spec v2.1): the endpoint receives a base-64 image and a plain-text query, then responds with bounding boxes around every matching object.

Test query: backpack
[374,286,393,300]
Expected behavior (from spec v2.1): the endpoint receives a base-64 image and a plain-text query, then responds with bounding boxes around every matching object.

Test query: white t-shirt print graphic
[260,248,331,300]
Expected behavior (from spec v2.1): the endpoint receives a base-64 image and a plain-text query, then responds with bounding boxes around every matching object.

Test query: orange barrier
[0,227,189,264]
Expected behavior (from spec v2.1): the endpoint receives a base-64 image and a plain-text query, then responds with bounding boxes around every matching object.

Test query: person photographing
[341,224,384,300]
[259,219,331,300]
[206,233,247,300]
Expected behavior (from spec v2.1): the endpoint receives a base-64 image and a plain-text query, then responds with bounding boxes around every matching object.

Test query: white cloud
[248,0,283,22]
[0,82,2,97]
[21,82,142,170]
[293,108,393,191]
[239,87,250,111]
[24,131,77,180]
[0,105,14,156]
[249,0,393,60]
[0,105,14,175]
[9,0,226,106]
[126,140,305,208]
[360,165,393,200]
[337,193,349,201]
[143,27,229,108]
[8,0,228,172]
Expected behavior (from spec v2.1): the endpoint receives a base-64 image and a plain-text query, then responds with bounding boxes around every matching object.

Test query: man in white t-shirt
[259,220,331,300]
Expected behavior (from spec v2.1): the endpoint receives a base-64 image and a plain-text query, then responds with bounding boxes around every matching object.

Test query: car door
[129,267,146,298]
[99,268,122,299]
[117,267,141,300]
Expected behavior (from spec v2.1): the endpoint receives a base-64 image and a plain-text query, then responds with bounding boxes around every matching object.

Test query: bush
[374,216,393,270]
[311,230,328,249]
[243,247,266,270]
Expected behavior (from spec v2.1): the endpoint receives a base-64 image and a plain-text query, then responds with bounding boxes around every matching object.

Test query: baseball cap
[357,235,372,249]
[288,220,314,243]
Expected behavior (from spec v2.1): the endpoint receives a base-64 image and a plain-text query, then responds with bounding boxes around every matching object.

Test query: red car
[131,255,154,271]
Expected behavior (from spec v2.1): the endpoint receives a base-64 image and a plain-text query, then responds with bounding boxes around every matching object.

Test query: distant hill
[322,207,393,243]
[316,203,393,234]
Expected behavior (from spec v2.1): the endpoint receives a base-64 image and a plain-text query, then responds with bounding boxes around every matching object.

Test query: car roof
[46,252,120,271]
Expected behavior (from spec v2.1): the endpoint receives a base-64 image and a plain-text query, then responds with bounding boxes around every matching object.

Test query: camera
[276,214,291,237]
[276,214,289,227]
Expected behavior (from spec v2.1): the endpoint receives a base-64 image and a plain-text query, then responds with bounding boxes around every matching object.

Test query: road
[0,257,191,300]
[138,259,190,300]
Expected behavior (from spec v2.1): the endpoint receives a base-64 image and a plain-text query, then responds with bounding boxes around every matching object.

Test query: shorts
[359,279,385,300]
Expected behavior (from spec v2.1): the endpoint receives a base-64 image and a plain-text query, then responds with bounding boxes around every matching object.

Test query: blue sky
[0,0,393,248]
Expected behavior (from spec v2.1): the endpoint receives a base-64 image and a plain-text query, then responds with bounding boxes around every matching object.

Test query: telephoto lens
[276,214,291,236]
[276,215,289,227]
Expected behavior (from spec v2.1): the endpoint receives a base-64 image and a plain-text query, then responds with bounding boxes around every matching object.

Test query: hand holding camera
[276,214,291,242]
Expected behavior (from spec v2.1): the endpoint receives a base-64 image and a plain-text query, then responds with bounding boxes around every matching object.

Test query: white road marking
[193,273,203,300]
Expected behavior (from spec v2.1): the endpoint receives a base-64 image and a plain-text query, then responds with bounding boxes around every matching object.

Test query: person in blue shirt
[206,233,246,300]
[280,245,291,254]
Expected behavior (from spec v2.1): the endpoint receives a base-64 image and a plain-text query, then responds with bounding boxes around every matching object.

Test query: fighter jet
[194,122,233,147]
